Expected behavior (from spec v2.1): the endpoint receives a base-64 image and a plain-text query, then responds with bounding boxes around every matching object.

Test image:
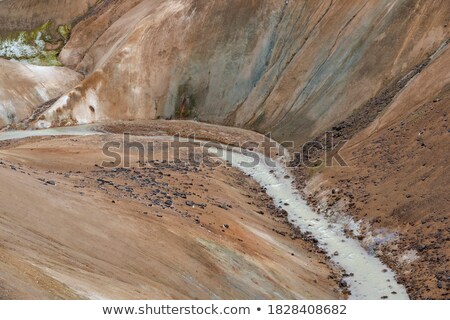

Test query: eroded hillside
[20,0,449,144]
[0,0,448,300]
[0,59,82,128]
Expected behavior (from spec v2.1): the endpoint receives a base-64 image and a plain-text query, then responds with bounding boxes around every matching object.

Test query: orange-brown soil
[296,69,450,300]
[0,124,342,299]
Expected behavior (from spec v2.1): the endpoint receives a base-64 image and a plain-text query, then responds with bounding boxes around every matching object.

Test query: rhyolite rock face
[1,0,450,145]
[0,0,97,35]
[32,0,449,144]
[0,0,98,126]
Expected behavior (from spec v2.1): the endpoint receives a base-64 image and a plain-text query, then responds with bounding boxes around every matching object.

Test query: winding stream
[0,125,98,141]
[0,126,409,299]
[219,148,409,300]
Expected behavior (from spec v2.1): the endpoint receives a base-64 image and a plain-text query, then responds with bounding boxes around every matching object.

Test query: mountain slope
[301,43,450,299]
[29,0,449,144]
[0,0,97,35]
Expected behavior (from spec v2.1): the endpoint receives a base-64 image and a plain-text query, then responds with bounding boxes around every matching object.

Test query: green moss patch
[24,50,62,66]
[57,24,72,42]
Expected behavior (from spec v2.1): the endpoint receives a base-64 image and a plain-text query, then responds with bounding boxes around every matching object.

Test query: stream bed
[220,148,409,300]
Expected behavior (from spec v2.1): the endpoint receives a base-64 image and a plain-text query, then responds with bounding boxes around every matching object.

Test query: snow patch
[0,31,46,59]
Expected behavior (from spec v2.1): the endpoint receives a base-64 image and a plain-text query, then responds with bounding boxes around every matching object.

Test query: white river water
[219,148,409,300]
[0,125,98,141]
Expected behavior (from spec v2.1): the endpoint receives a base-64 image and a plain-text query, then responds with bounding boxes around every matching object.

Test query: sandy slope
[0,129,340,299]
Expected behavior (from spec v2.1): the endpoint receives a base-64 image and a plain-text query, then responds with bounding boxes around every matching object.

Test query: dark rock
[97,178,113,185]
[273,229,287,236]
[174,191,187,199]
[217,203,229,210]
[185,201,194,207]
